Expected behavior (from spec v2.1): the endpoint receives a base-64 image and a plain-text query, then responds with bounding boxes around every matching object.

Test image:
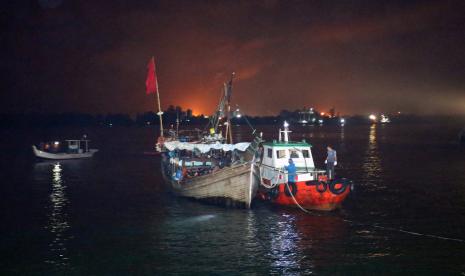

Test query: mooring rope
[258,165,281,189]
[260,165,464,243]
[285,181,313,214]
[284,183,465,243]
[341,218,465,243]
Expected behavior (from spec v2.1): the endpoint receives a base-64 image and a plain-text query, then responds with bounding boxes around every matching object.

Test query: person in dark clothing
[325,146,337,180]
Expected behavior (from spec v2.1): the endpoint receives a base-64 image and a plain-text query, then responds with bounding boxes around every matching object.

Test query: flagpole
[155,78,164,137]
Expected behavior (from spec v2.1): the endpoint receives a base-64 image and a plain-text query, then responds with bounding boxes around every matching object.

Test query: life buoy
[315,181,327,193]
[284,182,298,197]
[329,178,351,195]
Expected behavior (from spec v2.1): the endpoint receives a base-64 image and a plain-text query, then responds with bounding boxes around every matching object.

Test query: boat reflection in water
[45,163,71,269]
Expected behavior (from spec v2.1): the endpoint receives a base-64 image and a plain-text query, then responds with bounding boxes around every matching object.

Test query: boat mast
[208,72,235,143]
[176,110,180,139]
[224,72,235,144]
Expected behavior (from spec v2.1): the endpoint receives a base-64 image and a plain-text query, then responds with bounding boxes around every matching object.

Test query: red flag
[145,57,158,94]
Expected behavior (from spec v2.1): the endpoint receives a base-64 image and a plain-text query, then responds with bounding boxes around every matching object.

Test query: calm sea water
[1,122,465,275]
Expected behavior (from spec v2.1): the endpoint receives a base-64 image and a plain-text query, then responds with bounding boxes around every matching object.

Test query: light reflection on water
[362,124,384,190]
[269,213,305,274]
[45,162,71,269]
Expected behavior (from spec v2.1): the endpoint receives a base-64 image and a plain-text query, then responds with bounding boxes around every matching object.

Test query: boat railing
[258,163,327,188]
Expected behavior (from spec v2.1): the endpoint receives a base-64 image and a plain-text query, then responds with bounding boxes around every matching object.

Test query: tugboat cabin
[261,140,320,183]
[260,121,325,184]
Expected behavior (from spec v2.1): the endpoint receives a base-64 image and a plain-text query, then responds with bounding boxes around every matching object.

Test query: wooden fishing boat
[32,139,98,160]
[160,140,261,208]
[149,67,262,208]
[256,122,352,211]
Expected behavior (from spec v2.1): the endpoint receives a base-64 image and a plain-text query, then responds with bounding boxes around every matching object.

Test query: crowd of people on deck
[165,149,243,181]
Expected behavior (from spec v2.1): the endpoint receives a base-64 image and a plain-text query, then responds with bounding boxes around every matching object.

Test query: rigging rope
[243,115,256,134]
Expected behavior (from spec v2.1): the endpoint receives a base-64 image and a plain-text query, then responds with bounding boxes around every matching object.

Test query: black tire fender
[329,178,350,195]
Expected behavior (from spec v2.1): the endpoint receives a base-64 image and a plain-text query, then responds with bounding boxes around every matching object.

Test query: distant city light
[369,114,377,121]
[54,141,60,145]
[203,115,209,119]
[283,121,289,128]
[235,108,242,118]
[340,118,345,124]
[320,112,325,116]
[318,119,323,124]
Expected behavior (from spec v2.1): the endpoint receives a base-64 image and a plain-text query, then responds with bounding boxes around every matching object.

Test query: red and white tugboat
[256,122,352,211]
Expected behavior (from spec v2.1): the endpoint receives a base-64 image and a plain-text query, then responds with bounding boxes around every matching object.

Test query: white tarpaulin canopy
[164,141,251,153]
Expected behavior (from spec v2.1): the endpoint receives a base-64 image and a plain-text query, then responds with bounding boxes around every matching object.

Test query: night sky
[2,0,465,116]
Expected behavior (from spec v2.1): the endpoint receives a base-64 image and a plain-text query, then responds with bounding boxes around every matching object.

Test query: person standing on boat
[285,159,297,185]
[325,146,337,180]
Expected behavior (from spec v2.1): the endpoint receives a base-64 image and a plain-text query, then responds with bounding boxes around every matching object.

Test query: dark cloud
[2,0,465,115]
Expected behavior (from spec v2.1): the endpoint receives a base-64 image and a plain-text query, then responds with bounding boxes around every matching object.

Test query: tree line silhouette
[0,105,442,128]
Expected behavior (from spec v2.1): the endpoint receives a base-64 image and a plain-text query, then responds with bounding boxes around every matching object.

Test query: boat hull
[32,146,98,160]
[259,179,351,211]
[162,161,259,208]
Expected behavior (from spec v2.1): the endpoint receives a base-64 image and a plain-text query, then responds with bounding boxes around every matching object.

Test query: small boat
[256,122,352,211]
[32,139,98,160]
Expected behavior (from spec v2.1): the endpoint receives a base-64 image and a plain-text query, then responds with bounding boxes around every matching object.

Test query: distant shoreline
[1,111,464,129]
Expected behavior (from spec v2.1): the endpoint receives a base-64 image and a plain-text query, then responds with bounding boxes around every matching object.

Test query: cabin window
[68,141,78,149]
[276,150,286,159]
[290,150,299,158]
[267,148,272,158]
[302,150,310,158]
